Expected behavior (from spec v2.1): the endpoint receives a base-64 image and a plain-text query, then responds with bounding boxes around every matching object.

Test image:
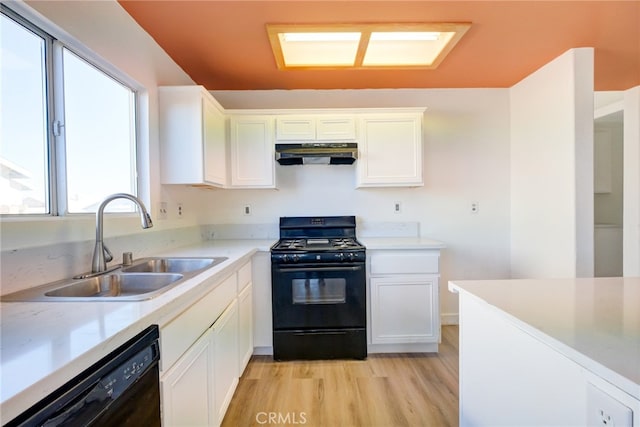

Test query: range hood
[275,143,358,165]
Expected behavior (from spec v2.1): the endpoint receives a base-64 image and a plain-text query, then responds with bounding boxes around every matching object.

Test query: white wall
[623,86,640,276]
[510,48,595,278]
[203,89,513,321]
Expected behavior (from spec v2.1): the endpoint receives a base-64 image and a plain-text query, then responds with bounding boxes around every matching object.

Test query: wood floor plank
[221,325,459,427]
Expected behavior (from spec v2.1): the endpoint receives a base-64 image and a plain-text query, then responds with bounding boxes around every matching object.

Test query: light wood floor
[221,326,459,427]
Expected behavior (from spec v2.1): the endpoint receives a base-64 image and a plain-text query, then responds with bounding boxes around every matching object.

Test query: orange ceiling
[118,1,640,91]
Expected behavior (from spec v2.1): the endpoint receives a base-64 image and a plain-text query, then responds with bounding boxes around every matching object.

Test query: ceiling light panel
[369,32,441,41]
[282,32,361,42]
[278,32,361,67]
[363,32,456,66]
[267,23,471,70]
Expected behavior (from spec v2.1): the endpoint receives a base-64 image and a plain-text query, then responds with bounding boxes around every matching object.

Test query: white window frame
[1,4,142,217]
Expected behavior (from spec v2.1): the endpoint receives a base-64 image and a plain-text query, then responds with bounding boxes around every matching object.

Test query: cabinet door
[161,328,215,427]
[203,96,227,186]
[370,275,438,344]
[238,283,253,375]
[213,299,239,425]
[357,114,423,187]
[316,116,356,140]
[276,117,315,140]
[159,86,227,187]
[229,117,275,188]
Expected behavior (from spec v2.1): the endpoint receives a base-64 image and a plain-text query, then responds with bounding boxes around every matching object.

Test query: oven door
[271,263,366,330]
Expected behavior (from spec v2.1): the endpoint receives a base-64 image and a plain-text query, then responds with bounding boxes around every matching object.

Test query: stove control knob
[337,253,345,261]
[292,254,300,263]
[282,254,289,263]
[348,252,355,261]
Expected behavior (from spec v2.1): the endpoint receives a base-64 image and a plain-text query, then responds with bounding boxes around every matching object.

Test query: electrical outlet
[243,205,252,216]
[394,201,402,214]
[158,202,168,220]
[587,383,633,426]
[471,201,479,214]
[177,203,183,219]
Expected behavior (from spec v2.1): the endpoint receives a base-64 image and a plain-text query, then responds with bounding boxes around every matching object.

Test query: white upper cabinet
[275,117,315,140]
[276,115,356,141]
[203,97,227,185]
[159,86,227,187]
[229,116,276,188]
[356,111,424,187]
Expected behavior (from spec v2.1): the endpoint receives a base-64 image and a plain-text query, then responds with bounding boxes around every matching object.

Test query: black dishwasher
[7,325,161,427]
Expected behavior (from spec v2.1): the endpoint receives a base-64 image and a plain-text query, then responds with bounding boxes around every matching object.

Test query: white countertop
[448,277,640,399]
[360,236,445,250]
[0,239,274,423]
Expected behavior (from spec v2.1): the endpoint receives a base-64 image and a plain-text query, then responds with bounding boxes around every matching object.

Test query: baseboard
[368,342,439,353]
[441,313,459,325]
[253,346,273,356]
[255,343,440,356]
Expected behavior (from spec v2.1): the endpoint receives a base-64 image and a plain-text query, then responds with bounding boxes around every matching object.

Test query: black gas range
[270,216,367,360]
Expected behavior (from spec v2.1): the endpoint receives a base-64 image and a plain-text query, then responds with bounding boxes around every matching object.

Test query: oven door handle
[275,266,363,273]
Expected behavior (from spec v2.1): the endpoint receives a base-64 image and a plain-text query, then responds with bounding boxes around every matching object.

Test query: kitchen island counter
[0,239,274,424]
[449,277,640,424]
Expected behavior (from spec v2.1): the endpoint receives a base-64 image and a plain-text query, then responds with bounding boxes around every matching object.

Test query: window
[61,48,137,213]
[0,10,49,214]
[0,6,138,215]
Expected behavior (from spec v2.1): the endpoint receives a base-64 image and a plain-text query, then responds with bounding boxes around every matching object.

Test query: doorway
[594,92,624,277]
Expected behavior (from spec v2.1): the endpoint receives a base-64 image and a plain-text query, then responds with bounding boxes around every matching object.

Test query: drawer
[370,250,440,275]
[238,261,252,291]
[160,272,237,371]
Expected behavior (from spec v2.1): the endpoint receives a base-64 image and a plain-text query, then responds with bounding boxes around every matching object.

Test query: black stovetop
[271,237,364,252]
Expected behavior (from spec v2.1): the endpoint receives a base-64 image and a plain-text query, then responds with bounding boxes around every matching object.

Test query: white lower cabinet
[160,258,254,427]
[161,303,239,427]
[370,275,438,344]
[161,327,215,427]
[368,249,440,350]
[213,299,239,424]
[237,283,253,374]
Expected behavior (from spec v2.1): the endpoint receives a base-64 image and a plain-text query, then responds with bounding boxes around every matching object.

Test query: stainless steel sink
[44,273,183,298]
[1,256,229,302]
[121,257,227,273]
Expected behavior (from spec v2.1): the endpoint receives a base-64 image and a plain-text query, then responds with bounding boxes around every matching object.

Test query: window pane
[0,14,49,214]
[62,48,136,213]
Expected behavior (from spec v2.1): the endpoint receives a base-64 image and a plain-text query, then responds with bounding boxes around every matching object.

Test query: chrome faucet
[91,193,153,273]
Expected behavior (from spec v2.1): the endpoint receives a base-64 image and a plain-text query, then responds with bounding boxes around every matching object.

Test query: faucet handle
[103,245,113,263]
[122,252,133,266]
